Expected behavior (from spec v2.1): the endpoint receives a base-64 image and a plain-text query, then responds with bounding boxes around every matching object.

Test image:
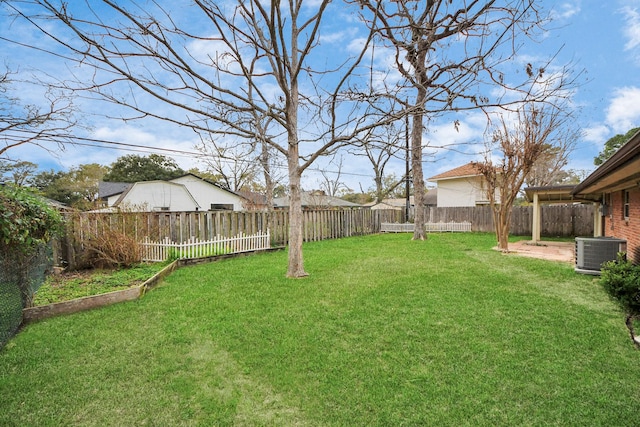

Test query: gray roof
[273,192,362,208]
[98,182,132,199]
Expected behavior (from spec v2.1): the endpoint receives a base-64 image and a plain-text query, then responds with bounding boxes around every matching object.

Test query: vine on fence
[0,184,63,348]
[0,184,63,254]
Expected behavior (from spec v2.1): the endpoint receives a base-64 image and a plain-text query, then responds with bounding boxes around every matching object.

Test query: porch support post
[531,192,541,243]
[593,202,602,237]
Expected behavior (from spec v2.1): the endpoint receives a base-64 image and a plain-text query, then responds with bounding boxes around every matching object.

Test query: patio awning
[523,185,598,243]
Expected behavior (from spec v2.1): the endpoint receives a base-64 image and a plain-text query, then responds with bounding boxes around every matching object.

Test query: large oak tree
[18,0,390,277]
[354,0,566,240]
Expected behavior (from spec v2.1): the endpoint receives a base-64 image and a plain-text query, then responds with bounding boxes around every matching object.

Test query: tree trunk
[494,205,511,251]
[260,139,274,233]
[374,174,383,203]
[286,146,307,278]
[285,71,307,278]
[412,88,427,241]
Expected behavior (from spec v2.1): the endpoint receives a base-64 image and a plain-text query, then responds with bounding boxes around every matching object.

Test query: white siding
[107,194,121,207]
[119,182,199,211]
[436,177,488,207]
[171,175,244,211]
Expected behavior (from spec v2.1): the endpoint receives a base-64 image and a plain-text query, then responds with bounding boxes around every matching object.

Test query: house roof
[273,191,362,208]
[366,197,414,208]
[98,181,132,199]
[237,190,268,206]
[572,129,640,200]
[367,190,437,209]
[99,173,249,202]
[428,162,482,181]
[170,173,251,202]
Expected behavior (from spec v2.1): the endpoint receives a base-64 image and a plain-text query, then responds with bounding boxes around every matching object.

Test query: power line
[4,130,205,157]
[4,130,382,179]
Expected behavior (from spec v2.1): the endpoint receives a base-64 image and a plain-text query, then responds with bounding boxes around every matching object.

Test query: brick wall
[604,187,640,262]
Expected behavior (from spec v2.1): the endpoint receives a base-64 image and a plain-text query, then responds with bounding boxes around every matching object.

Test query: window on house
[210,203,233,211]
[624,190,630,219]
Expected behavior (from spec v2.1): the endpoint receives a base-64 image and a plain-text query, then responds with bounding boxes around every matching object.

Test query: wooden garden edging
[21,245,285,324]
[22,259,180,324]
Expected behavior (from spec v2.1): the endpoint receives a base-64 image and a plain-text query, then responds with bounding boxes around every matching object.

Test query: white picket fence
[425,221,472,232]
[140,231,271,262]
[380,222,415,233]
[381,222,472,233]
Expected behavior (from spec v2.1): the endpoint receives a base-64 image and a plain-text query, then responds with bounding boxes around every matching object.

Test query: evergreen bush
[600,253,640,317]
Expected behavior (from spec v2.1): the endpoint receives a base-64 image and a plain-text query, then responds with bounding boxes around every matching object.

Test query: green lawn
[1,233,638,426]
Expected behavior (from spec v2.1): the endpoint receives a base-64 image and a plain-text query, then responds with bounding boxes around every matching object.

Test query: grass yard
[1,233,639,426]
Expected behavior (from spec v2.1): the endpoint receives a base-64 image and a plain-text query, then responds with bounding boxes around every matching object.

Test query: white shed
[114,181,200,211]
[170,174,246,211]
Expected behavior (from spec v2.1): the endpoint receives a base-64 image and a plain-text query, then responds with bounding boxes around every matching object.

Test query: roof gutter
[572,129,640,196]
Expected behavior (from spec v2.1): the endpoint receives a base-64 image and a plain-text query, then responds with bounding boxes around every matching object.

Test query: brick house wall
[604,186,640,262]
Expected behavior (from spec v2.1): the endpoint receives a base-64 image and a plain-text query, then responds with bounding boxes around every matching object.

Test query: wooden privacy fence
[140,231,271,262]
[58,204,594,268]
[420,204,594,236]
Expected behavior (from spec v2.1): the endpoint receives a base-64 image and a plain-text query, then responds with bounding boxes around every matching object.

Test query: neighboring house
[99,181,133,208]
[170,174,246,211]
[97,173,248,212]
[273,191,362,209]
[427,162,496,207]
[108,180,200,212]
[367,191,437,211]
[44,197,75,212]
[237,190,270,210]
[572,130,640,262]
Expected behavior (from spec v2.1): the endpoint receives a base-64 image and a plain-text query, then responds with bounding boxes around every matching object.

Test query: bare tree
[196,141,260,192]
[0,68,75,159]
[355,0,555,240]
[17,0,393,277]
[319,156,350,197]
[350,122,405,203]
[524,136,579,188]
[477,102,572,251]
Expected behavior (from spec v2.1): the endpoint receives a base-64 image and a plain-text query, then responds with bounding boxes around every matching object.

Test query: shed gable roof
[113,180,200,209]
[170,173,250,202]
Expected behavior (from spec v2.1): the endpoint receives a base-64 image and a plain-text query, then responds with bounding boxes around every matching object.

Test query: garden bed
[31,263,171,306]
[23,261,177,323]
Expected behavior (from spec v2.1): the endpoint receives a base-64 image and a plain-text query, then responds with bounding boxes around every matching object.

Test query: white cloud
[605,86,640,132]
[551,2,582,20]
[320,28,358,45]
[423,113,488,165]
[582,124,610,144]
[621,6,640,53]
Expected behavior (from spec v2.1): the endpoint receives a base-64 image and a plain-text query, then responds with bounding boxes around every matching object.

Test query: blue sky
[1,1,640,192]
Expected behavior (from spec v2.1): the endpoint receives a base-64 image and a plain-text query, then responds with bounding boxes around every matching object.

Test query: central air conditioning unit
[575,237,627,275]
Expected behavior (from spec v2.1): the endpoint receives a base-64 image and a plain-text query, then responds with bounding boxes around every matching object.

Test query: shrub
[0,184,64,308]
[600,253,640,316]
[81,229,143,268]
[71,212,145,269]
[0,184,63,254]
